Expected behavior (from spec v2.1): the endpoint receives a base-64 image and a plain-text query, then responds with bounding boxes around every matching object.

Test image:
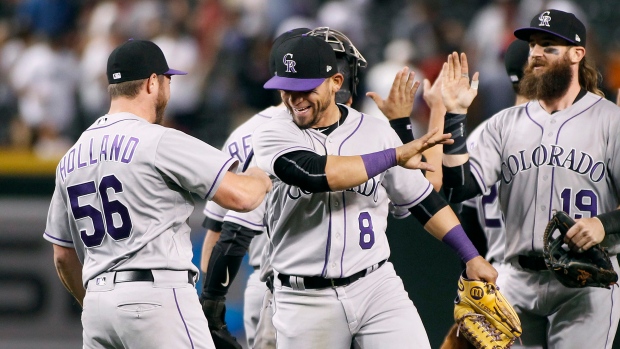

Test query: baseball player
[198,27,375,349]
[252,33,497,349]
[441,9,620,348]
[43,39,272,349]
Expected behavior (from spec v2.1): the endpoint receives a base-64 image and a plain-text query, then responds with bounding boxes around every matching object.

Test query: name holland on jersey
[57,135,139,182]
[501,144,605,184]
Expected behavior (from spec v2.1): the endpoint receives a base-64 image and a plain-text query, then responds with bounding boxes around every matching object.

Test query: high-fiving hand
[441,52,479,114]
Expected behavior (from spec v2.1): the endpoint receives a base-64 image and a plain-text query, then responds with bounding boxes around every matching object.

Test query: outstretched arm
[422,66,447,191]
[441,52,479,168]
[325,128,453,191]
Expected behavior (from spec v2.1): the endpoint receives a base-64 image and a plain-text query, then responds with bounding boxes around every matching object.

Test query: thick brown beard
[519,52,573,102]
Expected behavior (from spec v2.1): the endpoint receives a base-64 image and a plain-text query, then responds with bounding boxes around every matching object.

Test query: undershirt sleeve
[273,150,331,192]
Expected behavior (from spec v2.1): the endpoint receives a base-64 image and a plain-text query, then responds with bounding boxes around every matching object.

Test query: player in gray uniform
[253,33,497,349]
[43,39,272,349]
[441,10,620,348]
[199,27,372,349]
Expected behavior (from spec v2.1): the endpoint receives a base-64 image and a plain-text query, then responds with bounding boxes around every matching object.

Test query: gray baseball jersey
[463,120,505,263]
[469,93,620,259]
[468,93,620,348]
[44,112,237,285]
[253,105,433,278]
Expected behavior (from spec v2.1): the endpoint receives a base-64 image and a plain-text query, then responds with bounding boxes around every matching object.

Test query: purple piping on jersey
[225,216,263,229]
[173,288,195,349]
[338,114,364,155]
[340,192,347,278]
[204,208,225,219]
[469,162,488,192]
[334,114,363,278]
[524,102,545,251]
[548,97,602,222]
[44,232,73,244]
[205,158,237,199]
[392,182,433,207]
[84,118,135,132]
[321,195,333,277]
[256,113,274,119]
[604,286,616,348]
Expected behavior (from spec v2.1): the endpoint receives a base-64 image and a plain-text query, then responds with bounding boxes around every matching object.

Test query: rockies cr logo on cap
[283,53,296,73]
[539,11,551,27]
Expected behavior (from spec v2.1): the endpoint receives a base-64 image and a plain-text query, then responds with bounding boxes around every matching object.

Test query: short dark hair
[107,75,165,99]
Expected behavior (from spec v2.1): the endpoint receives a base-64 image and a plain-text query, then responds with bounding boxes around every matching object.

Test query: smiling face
[280,74,342,129]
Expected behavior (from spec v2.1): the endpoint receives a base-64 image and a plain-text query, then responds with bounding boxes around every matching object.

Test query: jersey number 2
[358,212,375,249]
[67,175,133,248]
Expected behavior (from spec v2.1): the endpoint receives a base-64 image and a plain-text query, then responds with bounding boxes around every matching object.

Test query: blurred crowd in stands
[0,0,619,159]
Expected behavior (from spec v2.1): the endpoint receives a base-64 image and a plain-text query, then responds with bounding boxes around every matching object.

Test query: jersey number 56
[67,175,133,248]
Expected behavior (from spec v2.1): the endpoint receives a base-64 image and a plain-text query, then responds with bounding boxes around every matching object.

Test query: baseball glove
[454,272,522,349]
[543,210,618,289]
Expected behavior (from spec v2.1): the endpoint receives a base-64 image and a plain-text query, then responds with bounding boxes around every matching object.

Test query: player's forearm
[423,147,443,191]
[424,206,480,263]
[213,171,270,212]
[325,155,372,191]
[425,102,446,190]
[424,206,462,240]
[201,229,221,273]
[53,244,85,307]
[443,153,469,167]
[326,149,397,191]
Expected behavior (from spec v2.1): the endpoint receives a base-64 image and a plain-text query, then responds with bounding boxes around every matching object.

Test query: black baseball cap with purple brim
[264,35,338,92]
[269,28,312,76]
[514,9,586,47]
[107,39,187,84]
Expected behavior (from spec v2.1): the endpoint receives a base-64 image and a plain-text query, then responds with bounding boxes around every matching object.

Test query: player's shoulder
[348,105,392,130]
[231,106,287,136]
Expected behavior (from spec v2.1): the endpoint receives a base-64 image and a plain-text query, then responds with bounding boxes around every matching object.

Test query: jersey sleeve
[43,180,74,247]
[155,128,238,200]
[253,119,315,176]
[607,110,620,199]
[203,200,227,222]
[468,115,504,193]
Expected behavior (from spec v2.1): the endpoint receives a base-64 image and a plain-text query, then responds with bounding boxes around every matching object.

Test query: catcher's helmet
[308,27,367,104]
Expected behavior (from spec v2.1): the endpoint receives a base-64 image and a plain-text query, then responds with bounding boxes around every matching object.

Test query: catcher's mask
[308,27,367,104]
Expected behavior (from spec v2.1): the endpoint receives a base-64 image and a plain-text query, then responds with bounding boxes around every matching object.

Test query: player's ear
[569,46,585,64]
[331,73,344,93]
[146,73,158,94]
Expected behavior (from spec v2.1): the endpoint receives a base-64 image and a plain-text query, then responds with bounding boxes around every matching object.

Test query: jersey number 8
[67,175,133,248]
[358,212,375,249]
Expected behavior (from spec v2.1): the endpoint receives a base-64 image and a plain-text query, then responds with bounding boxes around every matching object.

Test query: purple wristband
[360,148,397,179]
[442,225,480,263]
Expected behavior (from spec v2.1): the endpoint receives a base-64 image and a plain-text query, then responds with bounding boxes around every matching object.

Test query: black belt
[518,255,548,272]
[114,270,195,284]
[253,265,260,271]
[278,260,387,289]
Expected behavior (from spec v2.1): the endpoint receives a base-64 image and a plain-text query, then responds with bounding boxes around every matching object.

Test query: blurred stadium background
[1,0,620,348]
